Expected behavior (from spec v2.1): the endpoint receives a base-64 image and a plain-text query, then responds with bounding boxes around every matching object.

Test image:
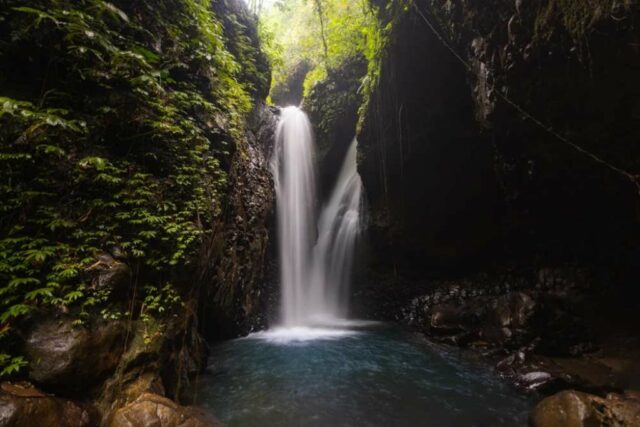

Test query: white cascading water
[271,106,363,328]
[309,137,362,322]
[272,107,317,326]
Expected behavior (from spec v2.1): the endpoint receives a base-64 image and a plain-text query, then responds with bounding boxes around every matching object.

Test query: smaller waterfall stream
[272,106,362,327]
[309,138,362,322]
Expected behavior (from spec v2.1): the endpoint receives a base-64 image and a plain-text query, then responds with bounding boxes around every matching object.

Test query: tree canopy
[256,0,381,100]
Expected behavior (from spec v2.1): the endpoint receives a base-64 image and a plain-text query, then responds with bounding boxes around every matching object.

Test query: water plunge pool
[194,322,531,426]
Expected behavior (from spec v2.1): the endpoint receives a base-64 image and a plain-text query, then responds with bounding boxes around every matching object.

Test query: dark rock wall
[271,61,312,107]
[359,5,499,273]
[200,103,278,339]
[359,0,640,289]
[304,56,368,202]
[355,2,640,411]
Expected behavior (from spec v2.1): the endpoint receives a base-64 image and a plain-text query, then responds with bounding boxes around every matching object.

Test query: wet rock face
[358,0,500,273]
[201,103,278,339]
[0,383,97,427]
[271,61,311,107]
[420,290,537,347]
[531,390,640,427]
[109,393,220,427]
[304,55,367,202]
[24,318,126,391]
[449,0,640,270]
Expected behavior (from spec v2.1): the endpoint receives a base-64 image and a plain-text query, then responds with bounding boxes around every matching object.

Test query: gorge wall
[355,0,640,411]
[359,0,640,286]
[0,0,276,424]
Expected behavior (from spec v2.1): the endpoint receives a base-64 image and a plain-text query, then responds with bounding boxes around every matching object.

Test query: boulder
[96,317,208,419]
[498,292,536,328]
[429,304,463,331]
[531,390,640,426]
[0,383,96,427]
[86,253,131,295]
[109,393,220,427]
[474,292,535,346]
[25,318,126,390]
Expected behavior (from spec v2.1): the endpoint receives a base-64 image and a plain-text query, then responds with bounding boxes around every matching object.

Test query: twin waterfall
[272,106,363,327]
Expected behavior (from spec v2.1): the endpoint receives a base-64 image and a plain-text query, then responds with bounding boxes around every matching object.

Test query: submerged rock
[514,371,558,392]
[24,318,126,390]
[109,393,220,427]
[531,390,640,426]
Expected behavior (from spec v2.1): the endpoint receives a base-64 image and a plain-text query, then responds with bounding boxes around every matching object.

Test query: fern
[0,0,259,377]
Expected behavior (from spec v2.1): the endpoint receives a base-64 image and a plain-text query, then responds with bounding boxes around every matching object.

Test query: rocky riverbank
[355,264,640,425]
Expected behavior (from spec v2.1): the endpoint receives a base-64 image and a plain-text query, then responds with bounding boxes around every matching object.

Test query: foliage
[354,0,414,131]
[0,0,260,375]
[140,283,183,345]
[256,0,381,100]
[212,0,272,99]
[254,0,408,132]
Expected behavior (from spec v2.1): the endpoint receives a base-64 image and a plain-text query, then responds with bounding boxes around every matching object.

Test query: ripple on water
[246,327,359,344]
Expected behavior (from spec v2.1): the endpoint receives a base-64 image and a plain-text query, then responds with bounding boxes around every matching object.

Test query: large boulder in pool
[109,392,221,427]
[531,390,640,426]
[24,318,126,390]
[0,382,97,427]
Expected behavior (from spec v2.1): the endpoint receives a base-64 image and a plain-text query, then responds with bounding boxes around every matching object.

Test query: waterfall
[272,106,363,327]
[272,107,317,326]
[309,138,362,322]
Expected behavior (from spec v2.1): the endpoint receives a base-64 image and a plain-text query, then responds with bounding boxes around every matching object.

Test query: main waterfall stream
[195,107,532,425]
